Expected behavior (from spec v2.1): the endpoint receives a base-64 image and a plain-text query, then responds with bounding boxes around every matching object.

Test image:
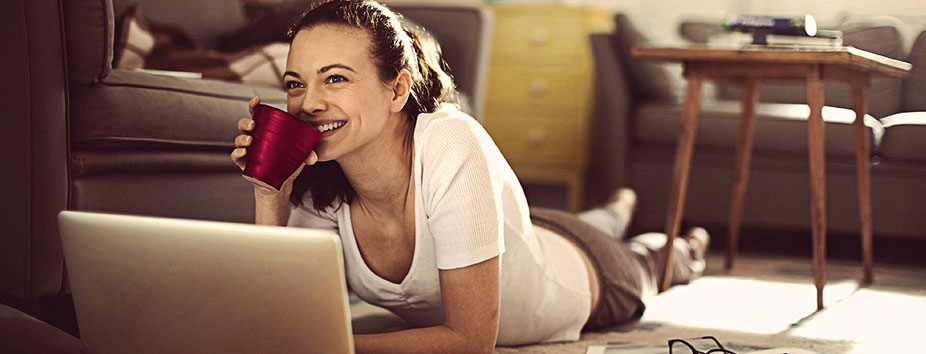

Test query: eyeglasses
[668,336,737,354]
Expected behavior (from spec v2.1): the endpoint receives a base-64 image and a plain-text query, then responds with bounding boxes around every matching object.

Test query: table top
[632,44,912,78]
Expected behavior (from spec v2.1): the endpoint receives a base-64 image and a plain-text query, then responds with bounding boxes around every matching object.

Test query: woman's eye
[284,81,303,90]
[326,75,347,84]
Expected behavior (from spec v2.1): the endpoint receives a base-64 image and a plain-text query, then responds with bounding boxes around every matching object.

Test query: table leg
[807,72,827,310]
[852,84,874,284]
[725,79,759,271]
[568,173,584,213]
[660,75,702,292]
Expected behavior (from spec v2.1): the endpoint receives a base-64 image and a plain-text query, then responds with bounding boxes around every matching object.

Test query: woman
[230,1,707,352]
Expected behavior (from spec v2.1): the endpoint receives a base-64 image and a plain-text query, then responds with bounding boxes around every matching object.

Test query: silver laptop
[58,211,354,354]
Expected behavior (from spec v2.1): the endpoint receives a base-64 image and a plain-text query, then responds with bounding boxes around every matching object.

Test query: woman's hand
[230,96,319,199]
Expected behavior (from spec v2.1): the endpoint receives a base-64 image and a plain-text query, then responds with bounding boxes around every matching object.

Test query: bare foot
[607,188,636,235]
[684,227,710,261]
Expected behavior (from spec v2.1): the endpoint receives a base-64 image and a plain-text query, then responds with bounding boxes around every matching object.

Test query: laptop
[58,211,354,354]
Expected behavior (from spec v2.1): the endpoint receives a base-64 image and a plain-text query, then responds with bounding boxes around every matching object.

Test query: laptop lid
[58,211,354,354]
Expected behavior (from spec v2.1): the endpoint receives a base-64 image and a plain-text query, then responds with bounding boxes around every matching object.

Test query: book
[133,68,203,79]
[586,343,821,354]
[708,31,843,47]
[721,14,817,37]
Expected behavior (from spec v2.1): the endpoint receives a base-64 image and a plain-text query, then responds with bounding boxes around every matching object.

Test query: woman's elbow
[467,333,497,354]
[469,341,496,354]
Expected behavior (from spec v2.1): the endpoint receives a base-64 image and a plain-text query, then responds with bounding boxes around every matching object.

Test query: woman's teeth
[318,121,346,133]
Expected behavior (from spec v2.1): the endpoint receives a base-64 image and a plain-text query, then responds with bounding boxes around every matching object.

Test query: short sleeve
[420,115,506,269]
[287,194,339,233]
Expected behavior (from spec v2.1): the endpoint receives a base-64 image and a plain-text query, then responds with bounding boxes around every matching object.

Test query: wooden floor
[488,250,926,353]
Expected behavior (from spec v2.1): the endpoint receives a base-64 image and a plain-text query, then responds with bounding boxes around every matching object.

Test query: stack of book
[710,14,843,47]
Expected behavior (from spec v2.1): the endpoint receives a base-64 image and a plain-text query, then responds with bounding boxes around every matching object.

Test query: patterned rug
[350,252,926,354]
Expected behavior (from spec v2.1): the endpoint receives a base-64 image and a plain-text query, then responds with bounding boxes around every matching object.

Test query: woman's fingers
[238,117,255,132]
[230,147,247,171]
[248,96,261,116]
[234,96,259,172]
[234,134,253,147]
[305,150,319,166]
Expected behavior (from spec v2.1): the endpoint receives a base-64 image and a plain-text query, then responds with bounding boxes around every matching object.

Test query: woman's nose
[301,88,327,116]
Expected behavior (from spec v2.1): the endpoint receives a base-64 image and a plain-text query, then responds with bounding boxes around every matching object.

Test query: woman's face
[283,24,403,162]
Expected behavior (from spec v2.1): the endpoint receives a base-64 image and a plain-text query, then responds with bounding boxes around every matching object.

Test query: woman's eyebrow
[319,64,356,73]
[283,71,301,79]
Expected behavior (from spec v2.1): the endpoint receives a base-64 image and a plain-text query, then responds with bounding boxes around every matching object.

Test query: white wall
[600,0,926,43]
[389,0,926,49]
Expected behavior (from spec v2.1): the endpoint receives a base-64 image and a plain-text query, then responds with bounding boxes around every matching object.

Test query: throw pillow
[112,5,288,88]
[903,31,926,112]
[111,0,248,50]
[113,5,157,70]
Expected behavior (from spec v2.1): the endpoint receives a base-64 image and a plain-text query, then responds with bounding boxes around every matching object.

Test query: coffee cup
[242,104,322,191]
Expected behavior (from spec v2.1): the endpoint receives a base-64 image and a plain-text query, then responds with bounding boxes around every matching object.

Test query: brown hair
[286,0,458,211]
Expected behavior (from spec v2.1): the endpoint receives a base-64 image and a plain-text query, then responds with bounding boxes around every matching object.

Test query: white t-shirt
[288,105,590,345]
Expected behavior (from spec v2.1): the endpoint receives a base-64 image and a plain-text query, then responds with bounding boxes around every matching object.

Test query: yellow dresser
[482,5,612,211]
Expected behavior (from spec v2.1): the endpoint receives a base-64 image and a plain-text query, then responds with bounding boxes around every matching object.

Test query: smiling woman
[228,1,709,353]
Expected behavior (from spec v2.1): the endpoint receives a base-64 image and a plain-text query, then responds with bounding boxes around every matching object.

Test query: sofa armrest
[70,69,286,151]
[586,33,634,205]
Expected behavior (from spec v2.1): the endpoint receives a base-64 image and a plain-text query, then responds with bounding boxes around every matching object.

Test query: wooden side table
[631,45,911,309]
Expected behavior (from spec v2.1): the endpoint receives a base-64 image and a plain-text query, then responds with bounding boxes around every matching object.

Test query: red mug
[242,104,322,191]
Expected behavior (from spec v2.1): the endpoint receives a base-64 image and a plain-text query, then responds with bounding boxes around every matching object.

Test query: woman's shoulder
[415,104,493,151]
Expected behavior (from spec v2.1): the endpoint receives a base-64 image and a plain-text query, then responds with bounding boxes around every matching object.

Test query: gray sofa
[1,0,489,350]
[586,14,926,242]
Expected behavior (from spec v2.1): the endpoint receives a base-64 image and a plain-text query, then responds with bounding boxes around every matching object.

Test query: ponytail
[402,25,459,119]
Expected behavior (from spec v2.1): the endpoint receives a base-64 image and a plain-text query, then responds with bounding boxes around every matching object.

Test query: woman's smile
[315,120,348,137]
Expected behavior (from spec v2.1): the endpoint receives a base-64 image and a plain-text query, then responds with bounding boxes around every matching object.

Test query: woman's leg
[530,188,709,330]
[626,228,708,291]
[577,188,636,240]
[576,187,706,287]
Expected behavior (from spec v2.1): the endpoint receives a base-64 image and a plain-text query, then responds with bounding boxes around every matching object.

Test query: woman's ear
[389,69,412,113]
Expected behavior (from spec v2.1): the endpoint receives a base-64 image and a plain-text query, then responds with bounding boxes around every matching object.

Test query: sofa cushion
[63,0,115,85]
[635,100,883,158]
[903,31,926,112]
[879,112,926,162]
[612,14,687,102]
[70,69,286,150]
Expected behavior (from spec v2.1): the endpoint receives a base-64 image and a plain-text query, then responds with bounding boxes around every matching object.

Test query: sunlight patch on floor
[788,288,926,354]
[642,277,859,334]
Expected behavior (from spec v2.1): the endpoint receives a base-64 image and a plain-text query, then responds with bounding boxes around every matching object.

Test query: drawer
[491,9,582,65]
[484,66,585,117]
[483,114,587,166]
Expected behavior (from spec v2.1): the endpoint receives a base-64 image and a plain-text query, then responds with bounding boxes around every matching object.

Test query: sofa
[1,0,490,350]
[586,14,926,243]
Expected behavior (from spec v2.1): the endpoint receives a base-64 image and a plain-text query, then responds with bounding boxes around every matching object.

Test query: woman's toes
[684,227,710,259]
[608,188,637,224]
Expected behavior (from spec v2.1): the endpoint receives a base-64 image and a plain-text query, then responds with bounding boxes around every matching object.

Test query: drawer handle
[531,28,549,45]
[527,128,546,146]
[530,79,548,96]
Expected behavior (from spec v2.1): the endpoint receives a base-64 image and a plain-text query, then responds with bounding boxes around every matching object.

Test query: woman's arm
[231,96,317,226]
[353,256,501,354]
[253,190,293,226]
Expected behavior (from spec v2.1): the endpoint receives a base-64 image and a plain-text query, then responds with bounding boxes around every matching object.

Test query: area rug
[350,253,926,354]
